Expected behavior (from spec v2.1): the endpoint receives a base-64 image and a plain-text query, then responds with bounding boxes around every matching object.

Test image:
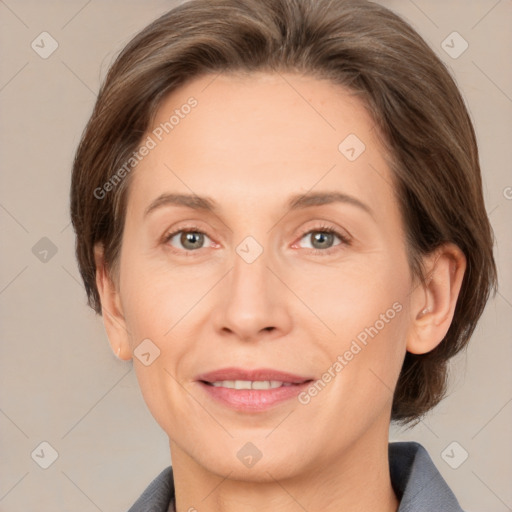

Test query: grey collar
[128,441,465,512]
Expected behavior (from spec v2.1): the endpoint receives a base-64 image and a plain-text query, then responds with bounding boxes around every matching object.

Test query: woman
[70,0,497,510]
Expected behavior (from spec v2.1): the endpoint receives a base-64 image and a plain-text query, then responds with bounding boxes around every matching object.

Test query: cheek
[302,301,408,440]
[297,252,408,337]
[300,248,410,396]
[118,251,188,341]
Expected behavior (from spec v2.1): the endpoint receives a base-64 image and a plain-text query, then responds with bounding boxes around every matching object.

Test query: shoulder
[126,466,174,512]
[389,441,466,512]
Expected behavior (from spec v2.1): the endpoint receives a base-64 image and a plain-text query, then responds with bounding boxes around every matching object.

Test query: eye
[295,225,350,255]
[162,224,350,256]
[163,228,213,253]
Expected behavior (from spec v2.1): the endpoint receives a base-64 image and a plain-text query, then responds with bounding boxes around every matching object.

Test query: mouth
[196,367,313,384]
[195,367,314,412]
[204,380,298,389]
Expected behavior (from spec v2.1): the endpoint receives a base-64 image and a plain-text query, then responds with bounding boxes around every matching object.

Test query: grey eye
[168,230,210,251]
[299,230,341,250]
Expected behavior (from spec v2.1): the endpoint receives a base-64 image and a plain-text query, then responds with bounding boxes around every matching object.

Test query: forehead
[128,72,395,216]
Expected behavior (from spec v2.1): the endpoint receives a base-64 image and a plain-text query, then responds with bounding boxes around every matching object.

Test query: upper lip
[196,367,313,384]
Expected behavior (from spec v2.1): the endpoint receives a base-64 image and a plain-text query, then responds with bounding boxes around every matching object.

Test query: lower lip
[197,381,311,412]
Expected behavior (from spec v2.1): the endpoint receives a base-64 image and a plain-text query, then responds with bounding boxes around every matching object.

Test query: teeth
[210,380,294,389]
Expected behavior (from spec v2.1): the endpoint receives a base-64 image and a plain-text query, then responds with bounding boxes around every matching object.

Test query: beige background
[0,0,511,511]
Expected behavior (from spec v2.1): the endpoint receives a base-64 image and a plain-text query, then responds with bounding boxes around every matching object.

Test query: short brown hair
[70,0,497,425]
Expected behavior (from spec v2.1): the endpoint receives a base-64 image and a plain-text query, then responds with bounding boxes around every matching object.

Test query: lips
[196,367,313,385]
[195,367,314,412]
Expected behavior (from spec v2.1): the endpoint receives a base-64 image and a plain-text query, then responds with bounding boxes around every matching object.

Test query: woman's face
[111,72,420,479]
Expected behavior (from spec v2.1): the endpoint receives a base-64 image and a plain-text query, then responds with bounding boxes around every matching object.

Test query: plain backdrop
[0,1,511,511]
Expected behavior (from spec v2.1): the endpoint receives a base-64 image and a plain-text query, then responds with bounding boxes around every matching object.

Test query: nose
[211,242,293,343]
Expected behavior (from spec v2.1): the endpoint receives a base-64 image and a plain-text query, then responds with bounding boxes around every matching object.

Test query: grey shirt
[127,441,465,512]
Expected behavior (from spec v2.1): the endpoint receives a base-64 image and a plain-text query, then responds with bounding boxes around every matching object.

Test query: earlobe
[407,243,466,355]
[94,243,132,361]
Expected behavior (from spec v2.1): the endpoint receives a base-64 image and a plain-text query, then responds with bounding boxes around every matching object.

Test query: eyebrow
[143,191,374,219]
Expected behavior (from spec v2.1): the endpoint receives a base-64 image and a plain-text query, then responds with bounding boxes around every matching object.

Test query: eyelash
[162,223,351,257]
[297,224,351,256]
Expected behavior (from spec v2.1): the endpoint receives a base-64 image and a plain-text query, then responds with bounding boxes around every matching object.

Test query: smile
[207,380,295,389]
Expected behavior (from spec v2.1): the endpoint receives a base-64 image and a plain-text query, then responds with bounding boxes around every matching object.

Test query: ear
[406,243,466,355]
[94,243,132,361]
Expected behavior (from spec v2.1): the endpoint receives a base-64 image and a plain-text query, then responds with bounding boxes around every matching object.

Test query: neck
[169,427,399,512]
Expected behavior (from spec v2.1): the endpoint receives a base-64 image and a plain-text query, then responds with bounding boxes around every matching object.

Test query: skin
[94,72,466,512]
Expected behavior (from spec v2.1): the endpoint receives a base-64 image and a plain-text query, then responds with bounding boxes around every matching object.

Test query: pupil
[179,231,333,251]
[182,232,203,250]
[313,232,332,249]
